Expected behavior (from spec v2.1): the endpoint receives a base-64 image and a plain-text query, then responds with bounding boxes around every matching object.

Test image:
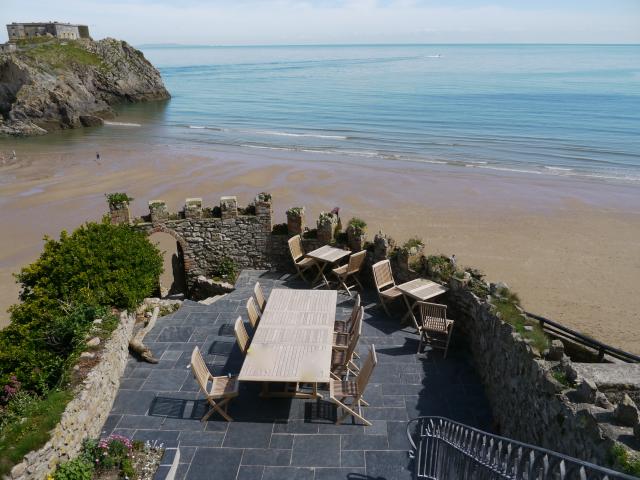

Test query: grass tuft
[0,390,72,477]
[492,297,549,353]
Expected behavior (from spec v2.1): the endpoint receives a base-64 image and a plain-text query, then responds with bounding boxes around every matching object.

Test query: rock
[79,115,104,127]
[93,318,103,325]
[614,394,639,427]
[490,281,509,295]
[86,337,101,347]
[80,351,96,359]
[11,461,26,477]
[191,275,235,301]
[560,356,578,383]
[546,339,565,361]
[0,38,170,137]
[575,378,598,404]
[634,423,640,441]
[595,392,613,409]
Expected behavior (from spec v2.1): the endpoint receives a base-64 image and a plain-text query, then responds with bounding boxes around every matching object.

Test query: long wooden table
[396,278,448,331]
[238,289,337,398]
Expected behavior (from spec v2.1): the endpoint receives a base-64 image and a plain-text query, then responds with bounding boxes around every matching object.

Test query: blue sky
[1,0,639,44]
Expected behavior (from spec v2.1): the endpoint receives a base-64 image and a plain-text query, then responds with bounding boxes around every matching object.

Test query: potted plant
[317,211,338,244]
[286,207,305,236]
[346,217,367,251]
[105,192,133,225]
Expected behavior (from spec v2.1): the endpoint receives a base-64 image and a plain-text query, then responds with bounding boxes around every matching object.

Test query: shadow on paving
[103,270,493,480]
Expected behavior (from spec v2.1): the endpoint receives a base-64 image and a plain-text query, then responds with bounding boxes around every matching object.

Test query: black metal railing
[407,417,638,480]
[526,311,640,363]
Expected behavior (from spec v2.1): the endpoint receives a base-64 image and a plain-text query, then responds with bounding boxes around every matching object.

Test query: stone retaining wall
[447,283,616,465]
[8,312,136,480]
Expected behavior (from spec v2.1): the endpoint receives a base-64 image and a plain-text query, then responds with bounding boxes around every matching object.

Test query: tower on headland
[6,22,91,42]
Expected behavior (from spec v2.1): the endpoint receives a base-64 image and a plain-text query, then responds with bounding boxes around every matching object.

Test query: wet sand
[1,143,639,353]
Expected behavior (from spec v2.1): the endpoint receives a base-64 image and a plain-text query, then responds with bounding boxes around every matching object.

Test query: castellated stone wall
[8,312,136,480]
[446,283,616,466]
[110,194,276,293]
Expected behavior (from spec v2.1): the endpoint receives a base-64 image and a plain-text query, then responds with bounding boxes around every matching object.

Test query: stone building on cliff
[6,22,90,41]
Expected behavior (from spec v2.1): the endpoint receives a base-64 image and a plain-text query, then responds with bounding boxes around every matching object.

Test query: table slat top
[397,278,448,301]
[239,289,337,383]
[306,245,351,264]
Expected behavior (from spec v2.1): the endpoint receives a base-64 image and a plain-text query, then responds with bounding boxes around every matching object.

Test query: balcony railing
[407,417,637,480]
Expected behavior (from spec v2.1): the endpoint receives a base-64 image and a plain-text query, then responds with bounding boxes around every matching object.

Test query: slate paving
[103,270,494,480]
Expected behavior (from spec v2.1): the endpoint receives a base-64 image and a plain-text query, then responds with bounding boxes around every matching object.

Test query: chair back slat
[347,294,361,330]
[254,282,267,313]
[234,316,250,354]
[246,297,261,329]
[372,259,395,291]
[347,250,367,275]
[356,344,378,395]
[419,302,447,331]
[346,307,364,362]
[288,235,305,262]
[190,346,211,395]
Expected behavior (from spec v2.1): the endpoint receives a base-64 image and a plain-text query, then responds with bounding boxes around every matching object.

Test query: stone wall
[111,194,275,292]
[446,283,619,466]
[8,312,136,480]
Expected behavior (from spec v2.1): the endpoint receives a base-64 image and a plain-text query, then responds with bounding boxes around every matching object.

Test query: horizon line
[135,42,640,48]
[133,42,640,48]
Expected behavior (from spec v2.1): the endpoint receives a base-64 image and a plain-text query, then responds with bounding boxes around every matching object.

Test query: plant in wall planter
[105,192,133,209]
[317,211,338,244]
[346,217,367,251]
[286,206,305,236]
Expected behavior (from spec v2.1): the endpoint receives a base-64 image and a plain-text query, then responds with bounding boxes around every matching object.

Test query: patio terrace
[103,270,493,480]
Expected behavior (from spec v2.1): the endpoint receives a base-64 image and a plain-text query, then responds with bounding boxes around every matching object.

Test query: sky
[1,0,639,45]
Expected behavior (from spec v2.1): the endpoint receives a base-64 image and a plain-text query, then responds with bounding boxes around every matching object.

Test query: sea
[9,44,640,183]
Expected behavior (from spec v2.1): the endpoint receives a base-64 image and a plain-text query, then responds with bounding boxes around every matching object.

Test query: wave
[104,121,141,127]
[254,130,348,140]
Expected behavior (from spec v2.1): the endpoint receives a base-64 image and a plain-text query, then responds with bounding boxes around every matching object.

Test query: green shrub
[610,444,640,476]
[213,257,237,282]
[425,255,456,282]
[13,221,162,311]
[52,457,94,480]
[272,223,288,235]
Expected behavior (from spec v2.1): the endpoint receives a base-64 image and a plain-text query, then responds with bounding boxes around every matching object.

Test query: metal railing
[526,312,640,363]
[407,417,638,480]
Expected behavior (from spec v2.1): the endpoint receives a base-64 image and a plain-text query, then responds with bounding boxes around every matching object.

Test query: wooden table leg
[401,295,421,332]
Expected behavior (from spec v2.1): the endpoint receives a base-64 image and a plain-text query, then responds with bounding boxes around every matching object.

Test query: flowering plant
[1,376,20,405]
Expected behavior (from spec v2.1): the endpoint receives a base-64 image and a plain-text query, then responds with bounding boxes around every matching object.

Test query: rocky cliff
[0,38,170,136]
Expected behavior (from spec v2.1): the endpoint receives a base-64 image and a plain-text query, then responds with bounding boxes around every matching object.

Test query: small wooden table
[396,278,448,331]
[239,289,337,398]
[306,245,351,288]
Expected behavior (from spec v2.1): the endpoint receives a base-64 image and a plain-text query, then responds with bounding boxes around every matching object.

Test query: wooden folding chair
[246,296,261,329]
[334,304,363,353]
[288,234,318,283]
[372,259,403,317]
[234,316,250,356]
[331,307,363,379]
[331,250,366,295]
[254,282,267,313]
[334,294,360,334]
[190,346,239,422]
[417,302,455,358]
[329,344,377,426]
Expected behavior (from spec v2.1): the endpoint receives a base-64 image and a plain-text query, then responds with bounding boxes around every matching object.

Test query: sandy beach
[0,143,639,354]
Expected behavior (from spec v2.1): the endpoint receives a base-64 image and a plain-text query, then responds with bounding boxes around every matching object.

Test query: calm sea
[11,44,640,182]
